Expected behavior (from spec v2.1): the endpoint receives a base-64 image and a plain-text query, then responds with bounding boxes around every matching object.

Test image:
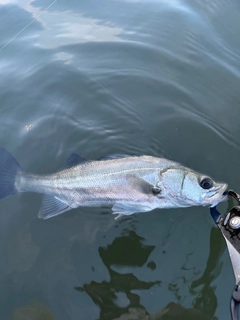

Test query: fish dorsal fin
[38,195,71,219]
[97,154,131,161]
[61,153,87,170]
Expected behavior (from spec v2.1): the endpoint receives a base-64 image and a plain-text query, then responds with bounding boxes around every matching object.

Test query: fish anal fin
[38,195,71,219]
[112,202,152,216]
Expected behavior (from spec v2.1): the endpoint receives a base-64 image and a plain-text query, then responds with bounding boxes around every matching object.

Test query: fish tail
[0,147,21,199]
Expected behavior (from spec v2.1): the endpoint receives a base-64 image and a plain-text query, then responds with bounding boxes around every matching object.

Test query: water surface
[1,0,240,319]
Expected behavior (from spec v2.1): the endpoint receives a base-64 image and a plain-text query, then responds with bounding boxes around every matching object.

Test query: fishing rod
[210,190,240,320]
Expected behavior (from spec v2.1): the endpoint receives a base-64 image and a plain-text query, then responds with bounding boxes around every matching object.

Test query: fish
[0,147,228,219]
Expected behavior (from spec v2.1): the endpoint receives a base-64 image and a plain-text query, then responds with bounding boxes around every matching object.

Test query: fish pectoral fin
[111,175,158,216]
[112,202,152,216]
[126,174,158,195]
[38,195,71,220]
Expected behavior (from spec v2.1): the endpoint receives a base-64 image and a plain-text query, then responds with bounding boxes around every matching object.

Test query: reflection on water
[13,300,55,320]
[191,227,226,316]
[113,302,216,320]
[75,230,160,319]
[0,0,124,51]
[75,227,220,319]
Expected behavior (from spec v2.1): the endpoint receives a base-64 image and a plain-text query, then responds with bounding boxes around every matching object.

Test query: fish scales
[0,148,228,219]
[17,156,171,207]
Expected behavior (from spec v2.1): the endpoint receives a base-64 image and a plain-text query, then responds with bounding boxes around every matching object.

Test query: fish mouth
[206,183,228,206]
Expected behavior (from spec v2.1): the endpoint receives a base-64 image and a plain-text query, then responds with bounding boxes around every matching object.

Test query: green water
[1,0,240,319]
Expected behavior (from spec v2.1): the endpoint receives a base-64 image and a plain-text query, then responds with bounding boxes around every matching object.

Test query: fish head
[160,167,228,207]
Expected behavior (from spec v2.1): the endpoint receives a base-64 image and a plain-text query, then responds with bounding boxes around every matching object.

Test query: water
[0,0,240,319]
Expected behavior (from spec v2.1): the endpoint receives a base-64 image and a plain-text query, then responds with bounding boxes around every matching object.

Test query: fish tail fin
[0,147,21,199]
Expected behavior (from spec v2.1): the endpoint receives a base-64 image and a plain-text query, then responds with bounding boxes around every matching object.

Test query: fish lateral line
[64,166,169,179]
[0,147,229,220]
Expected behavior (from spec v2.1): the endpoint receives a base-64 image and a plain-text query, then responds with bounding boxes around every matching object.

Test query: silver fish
[0,148,228,219]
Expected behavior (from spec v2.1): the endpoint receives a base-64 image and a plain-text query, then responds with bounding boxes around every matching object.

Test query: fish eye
[200,178,213,189]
